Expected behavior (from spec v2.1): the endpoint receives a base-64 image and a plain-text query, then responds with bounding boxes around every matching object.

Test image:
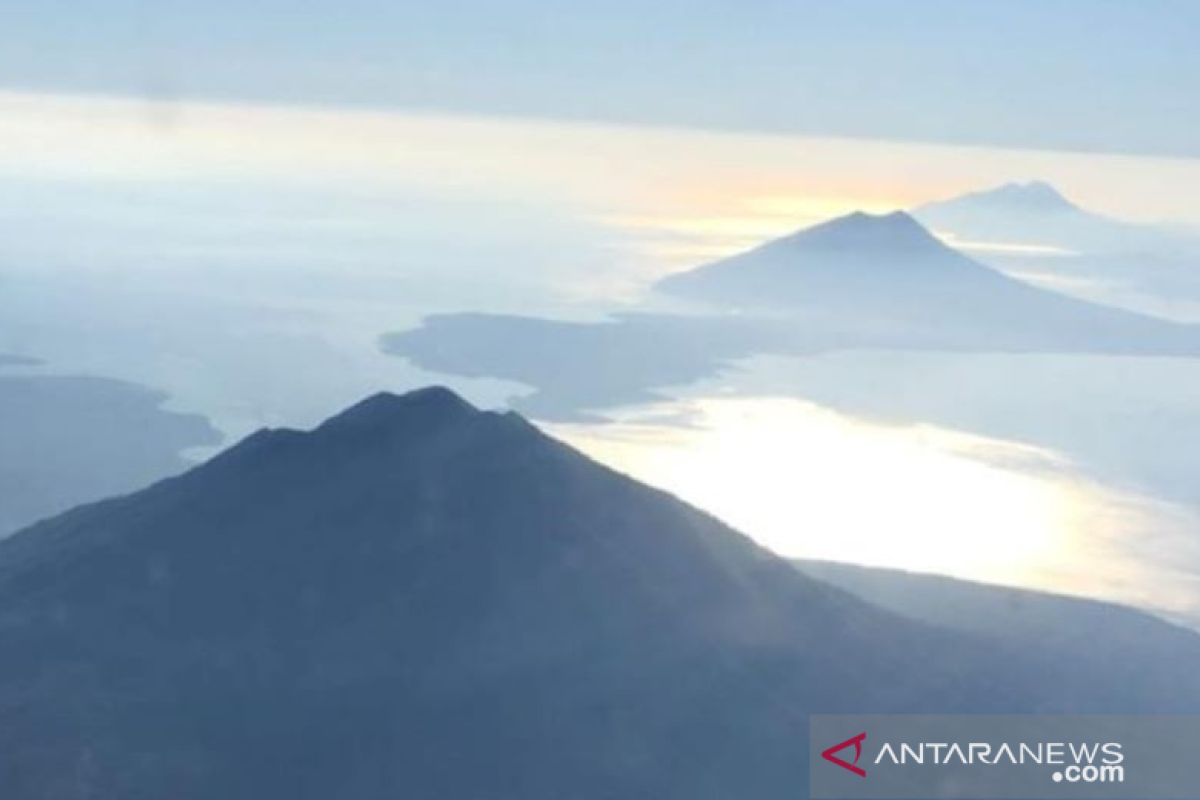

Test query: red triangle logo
[821,732,867,777]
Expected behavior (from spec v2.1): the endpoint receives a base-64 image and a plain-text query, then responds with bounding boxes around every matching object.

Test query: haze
[2,6,1199,628]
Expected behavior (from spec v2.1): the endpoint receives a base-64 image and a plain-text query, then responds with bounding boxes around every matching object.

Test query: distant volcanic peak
[316,386,479,436]
[792,209,945,251]
[967,180,1078,212]
[652,208,969,301]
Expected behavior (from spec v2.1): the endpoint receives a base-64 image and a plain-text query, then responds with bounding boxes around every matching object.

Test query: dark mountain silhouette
[2,387,1199,799]
[653,210,1200,353]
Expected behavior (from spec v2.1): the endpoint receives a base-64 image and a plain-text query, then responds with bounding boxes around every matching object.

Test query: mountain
[918,180,1082,220]
[385,211,1199,422]
[656,210,975,307]
[913,180,1166,253]
[795,559,1200,673]
[654,210,1200,353]
[2,387,1199,799]
[914,181,1200,314]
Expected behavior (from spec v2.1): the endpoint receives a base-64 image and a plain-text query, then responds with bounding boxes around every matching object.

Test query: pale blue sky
[3,1,1198,157]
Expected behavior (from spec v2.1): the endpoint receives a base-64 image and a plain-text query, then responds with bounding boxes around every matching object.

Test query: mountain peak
[994,180,1075,208]
[198,386,484,473]
[652,207,991,310]
[790,209,944,251]
[315,386,478,436]
[924,180,1079,214]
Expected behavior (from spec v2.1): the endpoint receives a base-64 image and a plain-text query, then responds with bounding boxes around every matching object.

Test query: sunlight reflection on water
[551,394,1200,626]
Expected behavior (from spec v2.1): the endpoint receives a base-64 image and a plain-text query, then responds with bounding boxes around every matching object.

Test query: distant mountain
[2,387,1200,799]
[912,180,1177,254]
[914,181,1200,314]
[919,180,1082,218]
[656,210,972,307]
[654,210,1200,353]
[794,559,1200,674]
[386,211,1200,421]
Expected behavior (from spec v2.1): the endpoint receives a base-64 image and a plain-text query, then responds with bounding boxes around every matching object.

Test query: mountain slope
[2,388,1199,799]
[914,181,1200,313]
[654,210,1200,353]
[794,559,1200,680]
[656,210,998,307]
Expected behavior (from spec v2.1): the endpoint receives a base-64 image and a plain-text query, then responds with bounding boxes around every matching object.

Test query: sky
[2,1,1198,158]
[4,89,1200,305]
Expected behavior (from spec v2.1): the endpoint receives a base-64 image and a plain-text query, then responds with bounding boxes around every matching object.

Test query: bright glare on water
[552,393,1200,626]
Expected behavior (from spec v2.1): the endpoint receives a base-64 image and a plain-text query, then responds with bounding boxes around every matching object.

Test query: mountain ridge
[764,209,943,252]
[918,180,1082,216]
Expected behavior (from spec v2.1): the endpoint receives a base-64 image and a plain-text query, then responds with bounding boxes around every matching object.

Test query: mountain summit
[654,209,1200,354]
[314,385,477,435]
[2,388,1199,798]
[910,179,1179,256]
[920,180,1080,215]
[655,209,993,308]
[774,209,943,252]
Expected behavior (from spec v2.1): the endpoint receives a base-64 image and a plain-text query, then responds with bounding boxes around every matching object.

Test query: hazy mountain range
[388,209,1200,419]
[2,387,1198,798]
[11,184,1188,541]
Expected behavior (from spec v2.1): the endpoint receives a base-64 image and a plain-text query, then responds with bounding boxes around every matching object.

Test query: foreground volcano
[1,387,1197,799]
